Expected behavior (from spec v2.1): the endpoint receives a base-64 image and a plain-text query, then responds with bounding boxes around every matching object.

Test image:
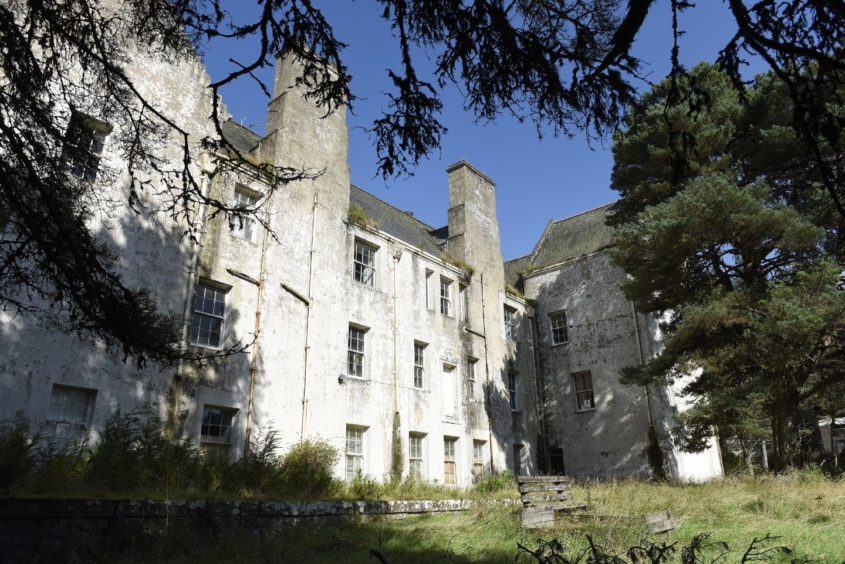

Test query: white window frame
[549,310,569,345]
[504,305,518,341]
[443,436,458,486]
[200,405,238,457]
[464,357,477,400]
[345,425,365,481]
[190,281,227,349]
[413,342,426,389]
[347,325,367,378]
[440,277,453,316]
[231,186,260,243]
[409,433,425,479]
[45,384,96,442]
[472,440,486,483]
[573,371,596,412]
[508,371,519,412]
[353,239,377,287]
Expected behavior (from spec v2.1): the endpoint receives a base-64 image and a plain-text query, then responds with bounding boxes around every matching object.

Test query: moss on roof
[349,186,448,254]
[504,202,618,283]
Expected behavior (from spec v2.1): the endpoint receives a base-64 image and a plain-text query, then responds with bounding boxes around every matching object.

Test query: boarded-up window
[45,385,96,442]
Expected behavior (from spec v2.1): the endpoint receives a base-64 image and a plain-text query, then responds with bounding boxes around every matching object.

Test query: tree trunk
[739,434,755,476]
[761,440,769,471]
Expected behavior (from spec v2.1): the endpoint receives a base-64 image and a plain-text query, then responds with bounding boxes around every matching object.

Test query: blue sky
[203,1,766,260]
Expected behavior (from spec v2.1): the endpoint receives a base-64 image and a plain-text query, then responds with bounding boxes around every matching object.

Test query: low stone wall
[0,498,497,562]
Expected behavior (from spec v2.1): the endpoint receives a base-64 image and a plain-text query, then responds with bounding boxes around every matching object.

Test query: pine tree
[610,64,845,469]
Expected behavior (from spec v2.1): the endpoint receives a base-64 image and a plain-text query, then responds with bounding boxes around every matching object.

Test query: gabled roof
[350,185,448,254]
[504,254,531,287]
[221,119,262,153]
[504,202,619,284]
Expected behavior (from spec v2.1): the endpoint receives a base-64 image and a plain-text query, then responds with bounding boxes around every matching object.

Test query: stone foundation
[0,497,507,562]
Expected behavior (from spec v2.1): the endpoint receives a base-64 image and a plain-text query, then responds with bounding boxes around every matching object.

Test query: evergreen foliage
[610,64,845,469]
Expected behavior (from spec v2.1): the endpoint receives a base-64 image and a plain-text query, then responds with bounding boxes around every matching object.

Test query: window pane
[414,344,425,388]
[550,311,568,344]
[348,327,365,377]
[191,283,226,348]
[440,279,451,316]
[353,241,376,286]
[201,405,236,444]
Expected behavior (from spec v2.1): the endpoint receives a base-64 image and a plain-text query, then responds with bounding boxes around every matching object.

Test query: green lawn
[112,474,845,563]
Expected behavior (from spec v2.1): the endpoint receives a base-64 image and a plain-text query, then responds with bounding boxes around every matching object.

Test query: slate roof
[219,119,449,253]
[350,185,448,254]
[221,119,262,153]
[504,255,531,287]
[504,202,618,285]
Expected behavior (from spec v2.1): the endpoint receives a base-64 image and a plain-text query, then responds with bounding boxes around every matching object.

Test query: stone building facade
[0,44,722,484]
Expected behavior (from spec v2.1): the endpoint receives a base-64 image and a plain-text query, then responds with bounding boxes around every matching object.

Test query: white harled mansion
[0,42,723,485]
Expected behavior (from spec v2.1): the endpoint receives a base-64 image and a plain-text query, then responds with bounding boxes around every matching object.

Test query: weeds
[348,204,379,229]
[0,423,36,491]
[0,413,341,500]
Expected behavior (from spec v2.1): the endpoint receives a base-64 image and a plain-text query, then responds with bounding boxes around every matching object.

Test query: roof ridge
[504,253,532,265]
[350,184,440,233]
[223,118,262,139]
[528,219,555,264]
[550,201,617,225]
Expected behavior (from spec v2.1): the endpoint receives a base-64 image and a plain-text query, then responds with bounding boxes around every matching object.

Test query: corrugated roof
[503,202,619,283]
[350,185,448,254]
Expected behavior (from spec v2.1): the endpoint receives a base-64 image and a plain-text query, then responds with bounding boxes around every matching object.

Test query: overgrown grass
[0,415,517,502]
[101,474,845,563]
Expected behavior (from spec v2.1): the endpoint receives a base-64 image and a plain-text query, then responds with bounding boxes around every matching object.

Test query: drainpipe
[391,248,402,413]
[479,274,496,475]
[390,247,403,480]
[243,199,272,452]
[631,301,664,478]
[528,314,550,471]
[299,193,319,441]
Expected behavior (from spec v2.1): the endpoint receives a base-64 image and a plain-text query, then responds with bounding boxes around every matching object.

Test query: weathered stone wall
[522,252,722,481]
[0,497,503,563]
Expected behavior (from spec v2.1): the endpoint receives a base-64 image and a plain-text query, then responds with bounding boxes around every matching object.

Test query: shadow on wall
[519,260,665,479]
[0,198,250,454]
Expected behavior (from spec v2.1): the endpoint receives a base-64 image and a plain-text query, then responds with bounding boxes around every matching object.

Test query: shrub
[0,422,36,491]
[350,473,381,499]
[281,438,339,497]
[85,408,188,494]
[473,471,516,494]
[29,440,88,494]
[230,429,285,497]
